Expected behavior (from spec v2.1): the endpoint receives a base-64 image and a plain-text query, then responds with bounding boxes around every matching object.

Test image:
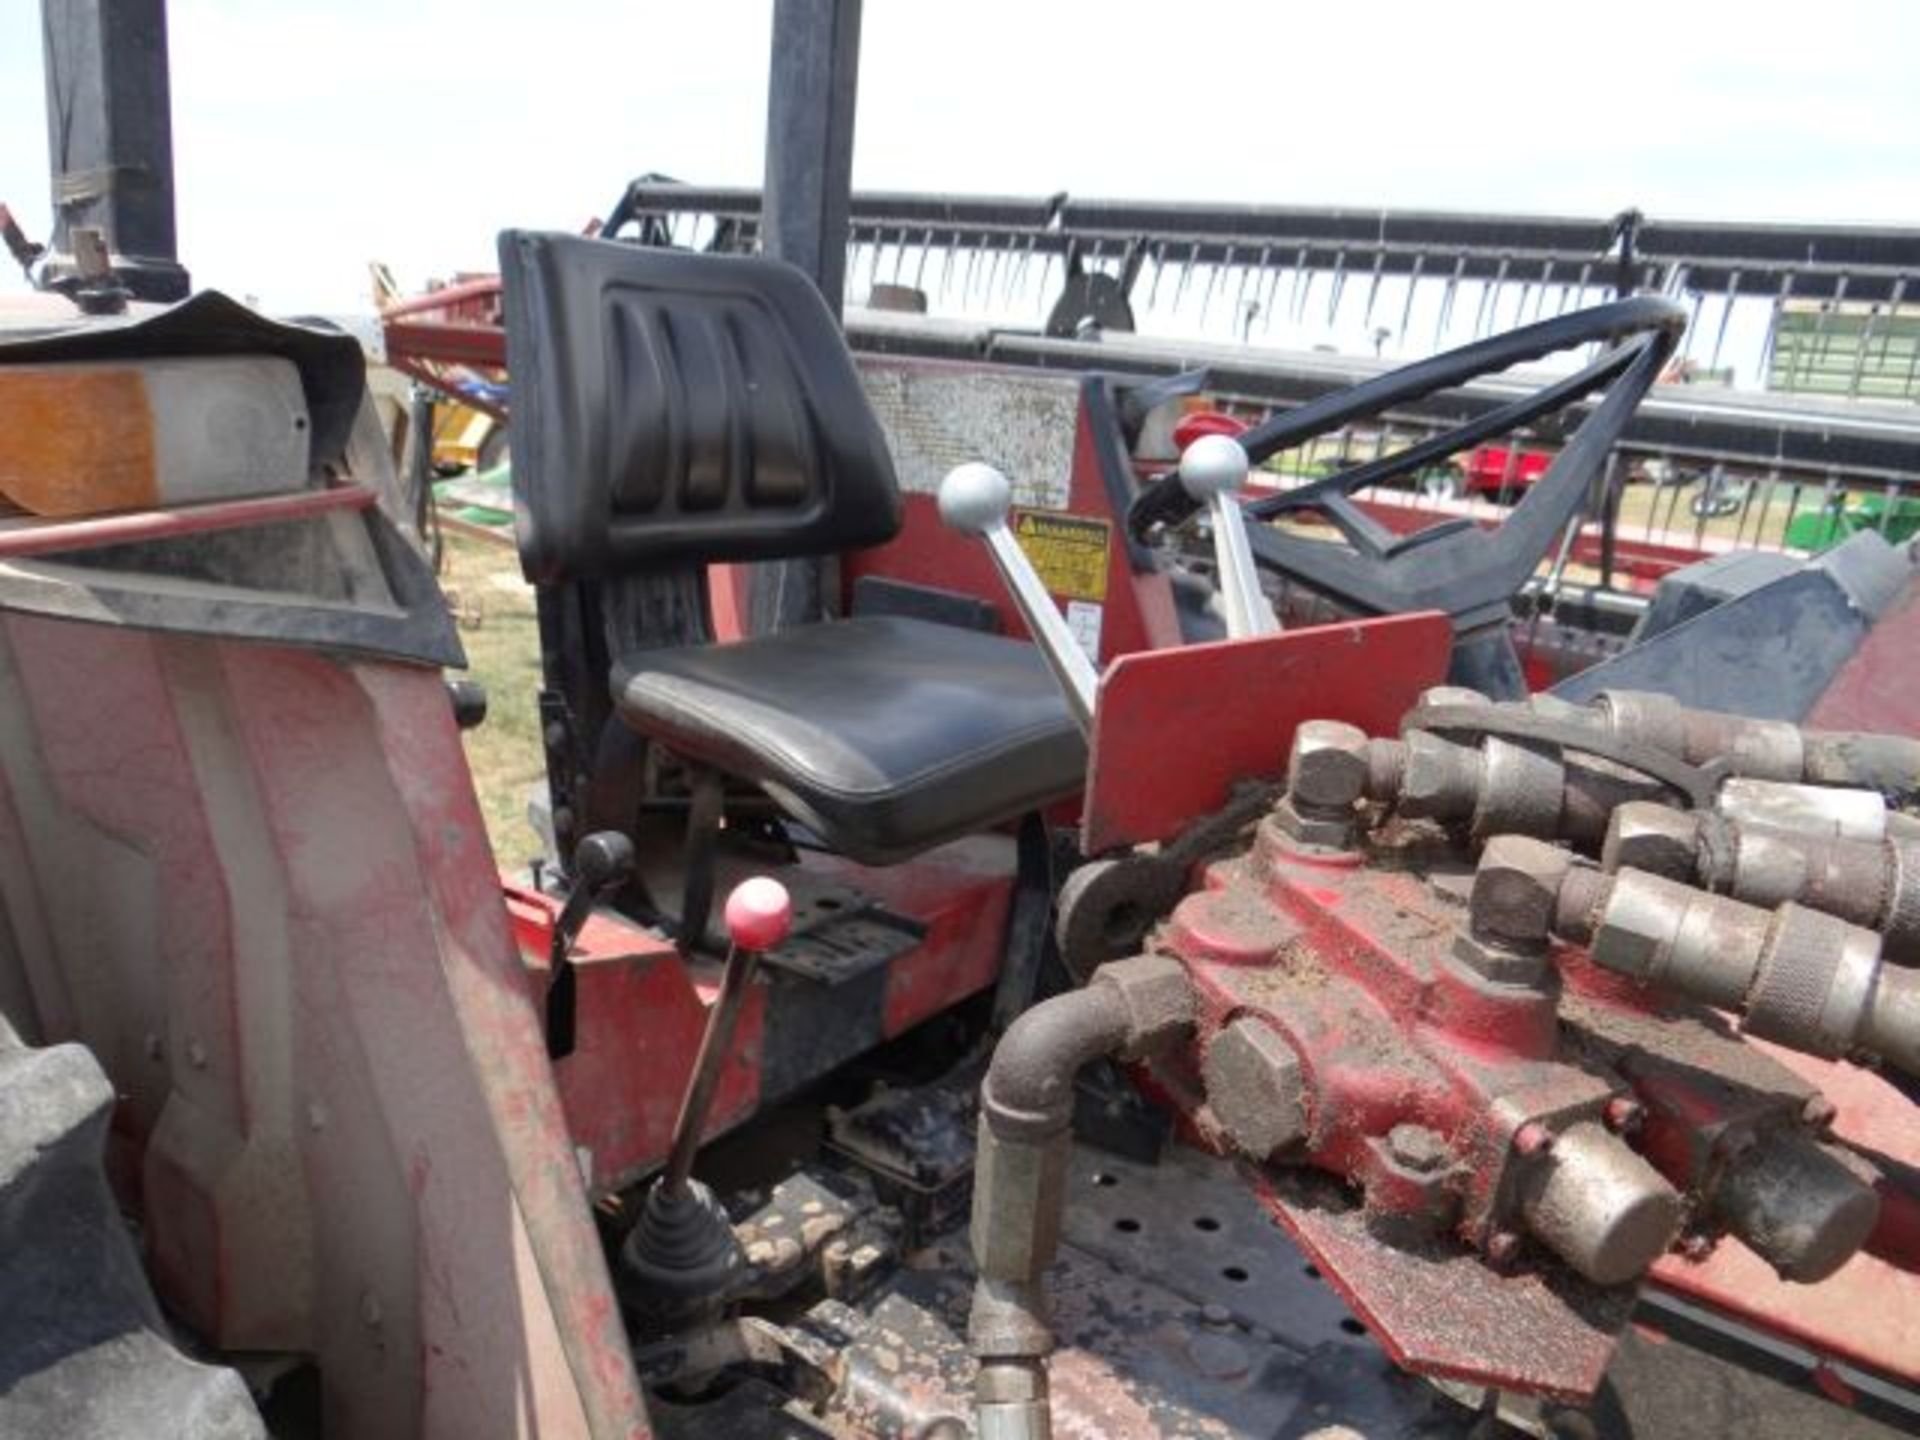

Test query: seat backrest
[499,230,902,585]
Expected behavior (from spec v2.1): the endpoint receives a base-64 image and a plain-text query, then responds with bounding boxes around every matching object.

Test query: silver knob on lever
[1179,435,1279,638]
[938,463,1098,733]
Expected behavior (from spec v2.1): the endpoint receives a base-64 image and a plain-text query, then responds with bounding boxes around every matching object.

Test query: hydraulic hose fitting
[1603,801,1920,964]
[1554,864,1920,1077]
[969,956,1194,1440]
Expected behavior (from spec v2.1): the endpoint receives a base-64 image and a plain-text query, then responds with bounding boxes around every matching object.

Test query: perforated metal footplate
[1063,1140,1375,1357]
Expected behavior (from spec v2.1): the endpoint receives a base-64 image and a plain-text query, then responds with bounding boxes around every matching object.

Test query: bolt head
[1203,1017,1309,1162]
[1602,803,1697,879]
[1288,720,1372,810]
[1092,954,1195,1056]
[1386,1123,1450,1174]
[1398,730,1478,820]
[1272,796,1355,851]
[937,462,1012,535]
[1470,835,1573,946]
[1450,930,1553,987]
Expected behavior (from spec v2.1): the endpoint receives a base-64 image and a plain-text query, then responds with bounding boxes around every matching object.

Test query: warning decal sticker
[1011,510,1111,602]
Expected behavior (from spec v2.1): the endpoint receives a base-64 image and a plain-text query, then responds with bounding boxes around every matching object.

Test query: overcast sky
[2,0,1916,316]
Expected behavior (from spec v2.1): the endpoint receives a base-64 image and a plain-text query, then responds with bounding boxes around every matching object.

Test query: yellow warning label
[1011,510,1111,602]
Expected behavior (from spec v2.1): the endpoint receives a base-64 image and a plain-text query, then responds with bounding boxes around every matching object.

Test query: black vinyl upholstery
[500,232,1084,862]
[499,230,903,584]
[613,617,1085,864]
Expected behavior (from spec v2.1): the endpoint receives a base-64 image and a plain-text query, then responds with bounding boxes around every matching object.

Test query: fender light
[0,356,310,517]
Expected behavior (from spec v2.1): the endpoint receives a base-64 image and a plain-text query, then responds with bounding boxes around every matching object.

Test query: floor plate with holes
[1063,1141,1373,1356]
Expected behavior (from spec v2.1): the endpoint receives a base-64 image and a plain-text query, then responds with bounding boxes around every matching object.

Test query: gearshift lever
[619,877,793,1328]
[1179,434,1279,638]
[938,463,1099,733]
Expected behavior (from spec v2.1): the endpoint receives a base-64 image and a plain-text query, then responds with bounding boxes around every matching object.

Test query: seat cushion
[612,616,1085,863]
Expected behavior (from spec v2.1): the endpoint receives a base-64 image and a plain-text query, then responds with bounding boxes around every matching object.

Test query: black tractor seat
[613,615,1084,865]
[500,229,1088,888]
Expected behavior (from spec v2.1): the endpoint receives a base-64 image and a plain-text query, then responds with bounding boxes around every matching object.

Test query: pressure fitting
[1371,726,1669,852]
[1584,690,1920,803]
[1455,834,1573,985]
[1709,1128,1881,1283]
[1551,863,1920,1076]
[1603,801,1920,964]
[1277,719,1376,849]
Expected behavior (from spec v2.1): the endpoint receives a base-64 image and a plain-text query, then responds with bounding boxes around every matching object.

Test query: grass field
[439,528,547,866]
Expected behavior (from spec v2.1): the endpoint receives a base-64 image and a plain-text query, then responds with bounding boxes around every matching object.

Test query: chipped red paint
[1083,613,1451,853]
[0,615,650,1438]
[505,834,1018,1192]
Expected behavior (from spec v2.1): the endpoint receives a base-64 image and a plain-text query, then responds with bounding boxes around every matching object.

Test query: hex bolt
[1470,836,1575,948]
[1386,1123,1449,1173]
[1287,720,1372,812]
[1601,803,1698,880]
[1203,1017,1310,1162]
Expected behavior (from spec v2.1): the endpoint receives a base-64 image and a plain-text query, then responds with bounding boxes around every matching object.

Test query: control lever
[938,463,1098,733]
[620,878,794,1327]
[1179,434,1278,638]
[544,831,635,1059]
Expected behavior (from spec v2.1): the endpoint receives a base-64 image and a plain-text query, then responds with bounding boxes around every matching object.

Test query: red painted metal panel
[510,891,766,1195]
[1805,576,1920,736]
[1082,613,1452,854]
[0,615,650,1437]
[382,317,508,370]
[503,835,1019,1188]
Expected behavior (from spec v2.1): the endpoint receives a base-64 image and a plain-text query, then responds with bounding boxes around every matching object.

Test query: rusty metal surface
[1647,1039,1920,1392]
[1084,613,1451,854]
[0,615,649,1437]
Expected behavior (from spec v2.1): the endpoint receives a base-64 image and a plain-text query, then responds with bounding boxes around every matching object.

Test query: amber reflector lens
[0,368,158,517]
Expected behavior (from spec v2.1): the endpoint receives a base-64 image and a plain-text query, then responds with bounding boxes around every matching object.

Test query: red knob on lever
[724,876,792,952]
